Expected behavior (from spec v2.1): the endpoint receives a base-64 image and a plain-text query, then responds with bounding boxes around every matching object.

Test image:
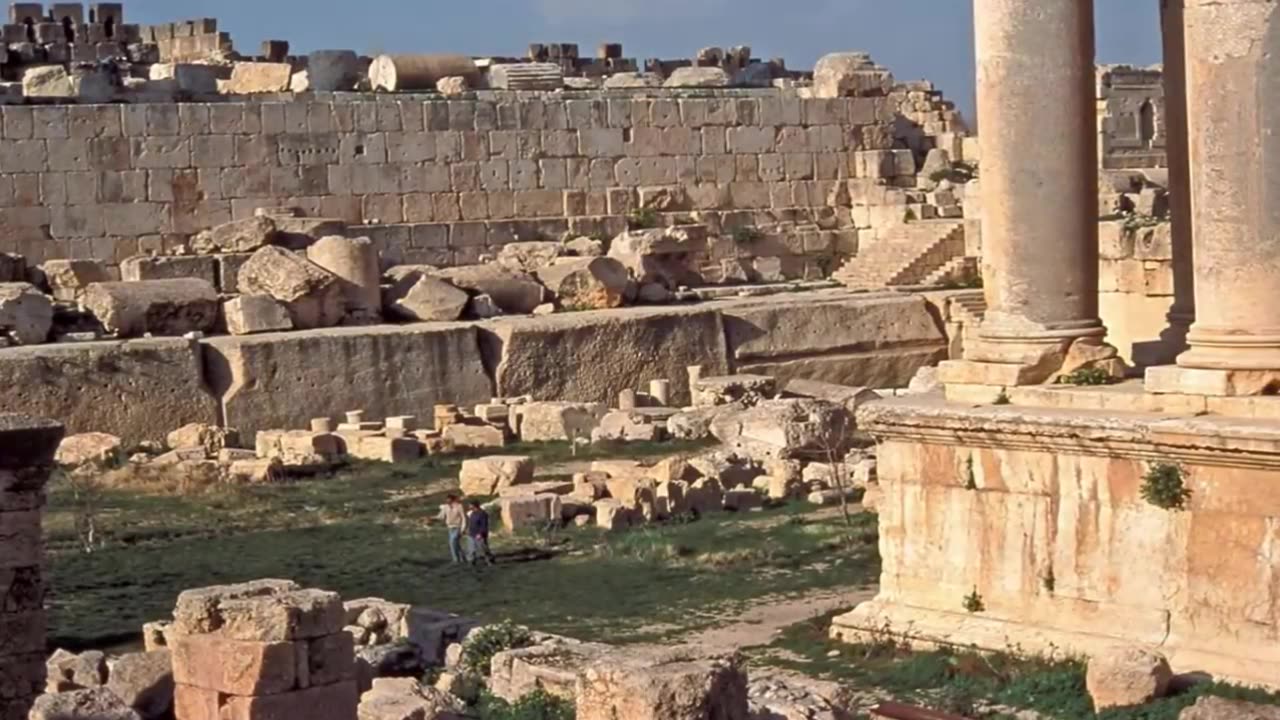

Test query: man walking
[466,499,496,565]
[439,494,466,563]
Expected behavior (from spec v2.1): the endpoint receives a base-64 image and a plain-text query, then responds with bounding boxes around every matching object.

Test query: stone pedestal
[832,396,1280,688]
[0,414,65,720]
[1149,0,1280,394]
[966,0,1115,382]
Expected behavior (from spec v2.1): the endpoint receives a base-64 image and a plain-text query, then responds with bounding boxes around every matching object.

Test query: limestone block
[349,436,421,463]
[443,423,506,450]
[782,379,880,414]
[574,646,748,720]
[82,279,218,338]
[148,62,218,93]
[173,580,344,641]
[495,242,564,274]
[516,401,607,442]
[603,72,662,89]
[592,410,660,443]
[167,422,239,456]
[1180,697,1280,720]
[664,67,730,88]
[307,236,382,324]
[237,246,345,330]
[1085,646,1172,711]
[224,61,293,93]
[490,640,612,702]
[0,282,52,345]
[190,216,278,255]
[812,52,893,98]
[500,494,560,532]
[227,458,282,483]
[724,488,763,511]
[459,455,534,496]
[435,264,545,315]
[223,295,294,336]
[38,259,111,302]
[594,498,636,530]
[28,688,141,720]
[692,375,777,407]
[709,398,854,461]
[255,430,343,468]
[120,255,217,285]
[607,226,707,289]
[22,65,75,97]
[221,681,360,720]
[46,649,108,692]
[308,50,360,91]
[667,406,724,440]
[436,75,469,96]
[272,217,348,250]
[489,62,564,91]
[106,650,173,719]
[382,270,468,322]
[358,677,464,720]
[54,432,123,468]
[535,257,632,310]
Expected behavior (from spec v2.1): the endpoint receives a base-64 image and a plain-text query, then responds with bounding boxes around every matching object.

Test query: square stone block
[171,634,299,695]
[1146,365,1280,397]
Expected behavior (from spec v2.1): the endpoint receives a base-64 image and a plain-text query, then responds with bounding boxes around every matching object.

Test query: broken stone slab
[575,645,748,720]
[255,430,344,469]
[224,61,293,93]
[663,66,730,88]
[436,75,469,96]
[496,241,564,274]
[357,677,466,720]
[46,649,108,693]
[562,236,604,257]
[348,436,422,463]
[120,255,217,286]
[222,294,294,336]
[306,235,382,324]
[271,217,348,250]
[382,271,468,322]
[607,226,707,289]
[693,375,778,407]
[37,259,110,302]
[592,410,660,443]
[488,62,565,91]
[172,579,345,641]
[82,279,219,338]
[782,379,880,414]
[106,650,173,720]
[603,72,662,89]
[28,688,141,720]
[236,246,345,330]
[190,216,279,255]
[490,639,613,702]
[442,423,505,450]
[812,51,894,98]
[22,64,74,97]
[1086,646,1172,711]
[148,62,219,93]
[666,406,726,440]
[535,257,633,311]
[226,458,282,483]
[0,282,53,345]
[54,432,123,468]
[435,265,545,315]
[709,398,854,461]
[500,494,562,532]
[459,455,534,496]
[515,401,607,442]
[166,422,240,456]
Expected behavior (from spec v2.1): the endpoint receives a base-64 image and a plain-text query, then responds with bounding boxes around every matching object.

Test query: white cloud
[536,0,729,23]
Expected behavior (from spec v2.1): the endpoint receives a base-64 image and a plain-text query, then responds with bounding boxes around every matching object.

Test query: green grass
[45,440,878,650]
[752,612,1280,720]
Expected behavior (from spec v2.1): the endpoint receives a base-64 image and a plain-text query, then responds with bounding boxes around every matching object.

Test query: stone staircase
[949,290,988,326]
[834,219,967,289]
[922,256,979,286]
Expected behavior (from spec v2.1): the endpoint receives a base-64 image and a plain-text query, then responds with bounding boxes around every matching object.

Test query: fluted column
[968,0,1106,368]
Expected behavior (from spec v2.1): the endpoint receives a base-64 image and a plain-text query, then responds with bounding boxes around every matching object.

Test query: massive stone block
[203,323,492,437]
[721,291,948,389]
[0,340,217,446]
[483,305,729,407]
[82,279,220,338]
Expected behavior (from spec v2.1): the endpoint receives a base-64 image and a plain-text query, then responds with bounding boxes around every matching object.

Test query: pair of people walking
[439,494,496,565]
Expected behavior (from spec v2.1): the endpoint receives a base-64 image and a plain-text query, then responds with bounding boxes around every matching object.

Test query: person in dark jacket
[466,500,496,565]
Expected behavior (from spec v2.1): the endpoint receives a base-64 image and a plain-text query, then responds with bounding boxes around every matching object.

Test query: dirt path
[688,585,875,651]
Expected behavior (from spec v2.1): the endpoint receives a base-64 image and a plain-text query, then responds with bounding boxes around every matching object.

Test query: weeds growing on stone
[1141,463,1191,510]
[1057,367,1117,386]
[476,688,575,720]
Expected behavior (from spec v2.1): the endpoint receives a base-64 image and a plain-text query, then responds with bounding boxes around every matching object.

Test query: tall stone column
[947,0,1118,387]
[1148,0,1280,395]
[1158,0,1195,357]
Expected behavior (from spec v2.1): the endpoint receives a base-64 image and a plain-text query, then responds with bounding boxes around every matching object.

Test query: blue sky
[121,0,1163,121]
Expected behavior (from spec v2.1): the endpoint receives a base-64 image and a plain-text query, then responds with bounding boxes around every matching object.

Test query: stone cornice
[856,395,1280,471]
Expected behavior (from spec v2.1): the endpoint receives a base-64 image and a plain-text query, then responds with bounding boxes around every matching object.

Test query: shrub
[963,589,985,614]
[626,207,660,230]
[476,688,576,720]
[730,226,762,245]
[963,457,977,491]
[993,390,1011,405]
[462,621,534,675]
[1141,463,1191,510]
[1056,367,1115,386]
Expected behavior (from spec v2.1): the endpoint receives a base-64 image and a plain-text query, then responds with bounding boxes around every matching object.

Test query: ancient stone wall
[0,89,949,278]
[0,413,64,720]
[1097,220,1175,366]
[1097,64,1166,171]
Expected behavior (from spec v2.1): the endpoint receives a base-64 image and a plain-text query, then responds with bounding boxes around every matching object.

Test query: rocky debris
[491,637,613,702]
[515,401,608,442]
[223,294,295,335]
[593,410,662,443]
[435,264,546,315]
[664,66,731,88]
[575,645,749,720]
[907,366,941,394]
[28,688,142,720]
[437,75,469,96]
[237,246,345,329]
[344,599,413,646]
[1179,696,1280,720]
[667,406,726,440]
[142,622,174,652]
[1086,646,1172,711]
[710,399,854,461]
[747,671,857,720]
[603,72,663,88]
[82,279,219,338]
[497,242,566,273]
[812,52,894,98]
[46,649,108,693]
[383,270,469,322]
[167,423,240,456]
[357,677,466,720]
[693,375,778,407]
[782,379,880,414]
[563,236,604,257]
[459,455,535,496]
[190,216,279,255]
[0,281,53,345]
[607,226,707,289]
[23,65,74,97]
[442,423,507,450]
[355,643,426,693]
[38,259,111,302]
[255,430,345,470]
[55,433,124,469]
[106,650,174,720]
[535,257,633,310]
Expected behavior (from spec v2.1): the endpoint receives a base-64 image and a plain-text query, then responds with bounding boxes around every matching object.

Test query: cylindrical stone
[306,236,381,323]
[649,379,671,407]
[1159,0,1195,360]
[309,417,333,433]
[687,365,704,390]
[344,410,364,425]
[306,50,359,91]
[368,54,480,92]
[618,389,637,411]
[1176,0,1280,370]
[970,0,1105,359]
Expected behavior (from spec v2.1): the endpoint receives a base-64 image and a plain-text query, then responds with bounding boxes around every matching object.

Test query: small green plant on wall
[1056,367,1116,386]
[963,456,978,491]
[1141,462,1192,510]
[963,588,985,613]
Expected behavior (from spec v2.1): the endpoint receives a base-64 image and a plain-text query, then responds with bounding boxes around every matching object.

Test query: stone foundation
[832,393,1280,687]
[0,414,64,720]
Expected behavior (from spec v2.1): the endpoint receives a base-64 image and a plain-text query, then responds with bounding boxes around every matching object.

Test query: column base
[943,336,1127,392]
[1146,365,1280,397]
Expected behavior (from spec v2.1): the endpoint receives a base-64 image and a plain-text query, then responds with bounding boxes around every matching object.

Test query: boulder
[55,432,123,468]
[224,61,293,93]
[357,677,465,720]
[436,76,469,96]
[435,265,545,315]
[0,282,52,344]
[575,646,748,720]
[496,241,564,273]
[236,246,345,330]
[535,257,632,310]
[516,401,607,442]
[29,688,142,720]
[709,399,853,461]
[46,649,108,692]
[82,279,219,338]
[38,259,110,301]
[383,271,468,322]
[607,226,707,289]
[167,423,240,456]
[663,67,731,88]
[190,216,278,255]
[1086,646,1172,711]
[812,52,894,98]
[106,650,174,720]
[459,455,535,496]
[223,295,294,336]
[1180,696,1280,720]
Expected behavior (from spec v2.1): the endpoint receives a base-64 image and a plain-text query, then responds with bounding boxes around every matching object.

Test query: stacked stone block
[170,579,359,720]
[0,413,65,720]
[138,18,230,62]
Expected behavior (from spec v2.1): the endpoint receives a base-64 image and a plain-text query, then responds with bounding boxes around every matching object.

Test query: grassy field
[44,440,880,650]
